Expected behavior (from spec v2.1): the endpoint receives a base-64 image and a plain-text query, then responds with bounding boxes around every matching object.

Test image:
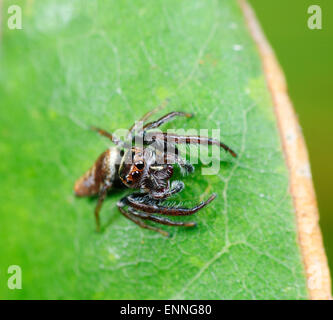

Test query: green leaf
[0,0,308,299]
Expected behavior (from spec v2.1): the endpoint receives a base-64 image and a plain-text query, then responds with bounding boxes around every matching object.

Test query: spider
[74,106,237,237]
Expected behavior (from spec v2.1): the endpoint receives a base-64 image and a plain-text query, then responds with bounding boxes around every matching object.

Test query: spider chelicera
[74,106,237,237]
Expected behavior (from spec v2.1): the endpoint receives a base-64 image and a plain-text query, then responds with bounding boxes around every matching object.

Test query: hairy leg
[164,152,194,174]
[118,204,169,237]
[142,111,193,131]
[127,193,216,216]
[128,207,196,227]
[128,100,169,138]
[145,132,237,158]
[150,180,185,199]
[91,126,130,148]
[94,184,110,232]
[152,142,193,174]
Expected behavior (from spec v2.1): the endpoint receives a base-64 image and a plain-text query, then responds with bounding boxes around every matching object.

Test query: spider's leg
[127,193,216,216]
[150,180,185,199]
[153,142,193,174]
[91,126,130,148]
[147,137,180,160]
[142,111,192,132]
[128,207,196,227]
[128,100,169,138]
[164,152,194,174]
[94,184,110,232]
[117,201,169,237]
[145,132,237,158]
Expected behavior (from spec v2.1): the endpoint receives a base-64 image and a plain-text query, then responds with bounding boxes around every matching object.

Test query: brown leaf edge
[239,0,332,300]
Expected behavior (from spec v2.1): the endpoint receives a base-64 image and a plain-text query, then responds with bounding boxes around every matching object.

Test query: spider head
[119,147,147,188]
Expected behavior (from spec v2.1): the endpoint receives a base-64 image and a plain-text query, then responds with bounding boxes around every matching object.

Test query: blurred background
[249,0,333,281]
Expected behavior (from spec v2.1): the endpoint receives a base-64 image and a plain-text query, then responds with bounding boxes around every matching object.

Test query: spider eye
[132,170,140,178]
[135,161,145,170]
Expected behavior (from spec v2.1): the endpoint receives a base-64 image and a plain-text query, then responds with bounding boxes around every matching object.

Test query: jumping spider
[74,107,237,237]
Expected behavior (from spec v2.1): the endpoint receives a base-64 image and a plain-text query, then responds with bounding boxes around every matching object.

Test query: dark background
[249,0,333,282]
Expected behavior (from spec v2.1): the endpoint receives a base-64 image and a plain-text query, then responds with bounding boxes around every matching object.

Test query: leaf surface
[0,0,307,299]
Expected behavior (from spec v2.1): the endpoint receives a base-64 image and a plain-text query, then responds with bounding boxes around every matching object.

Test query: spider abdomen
[74,147,120,197]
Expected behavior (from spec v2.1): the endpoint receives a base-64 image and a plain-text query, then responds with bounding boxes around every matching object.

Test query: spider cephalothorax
[118,147,147,188]
[74,107,237,237]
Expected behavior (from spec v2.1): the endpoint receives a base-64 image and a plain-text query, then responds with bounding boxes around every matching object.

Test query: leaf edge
[239,0,332,300]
